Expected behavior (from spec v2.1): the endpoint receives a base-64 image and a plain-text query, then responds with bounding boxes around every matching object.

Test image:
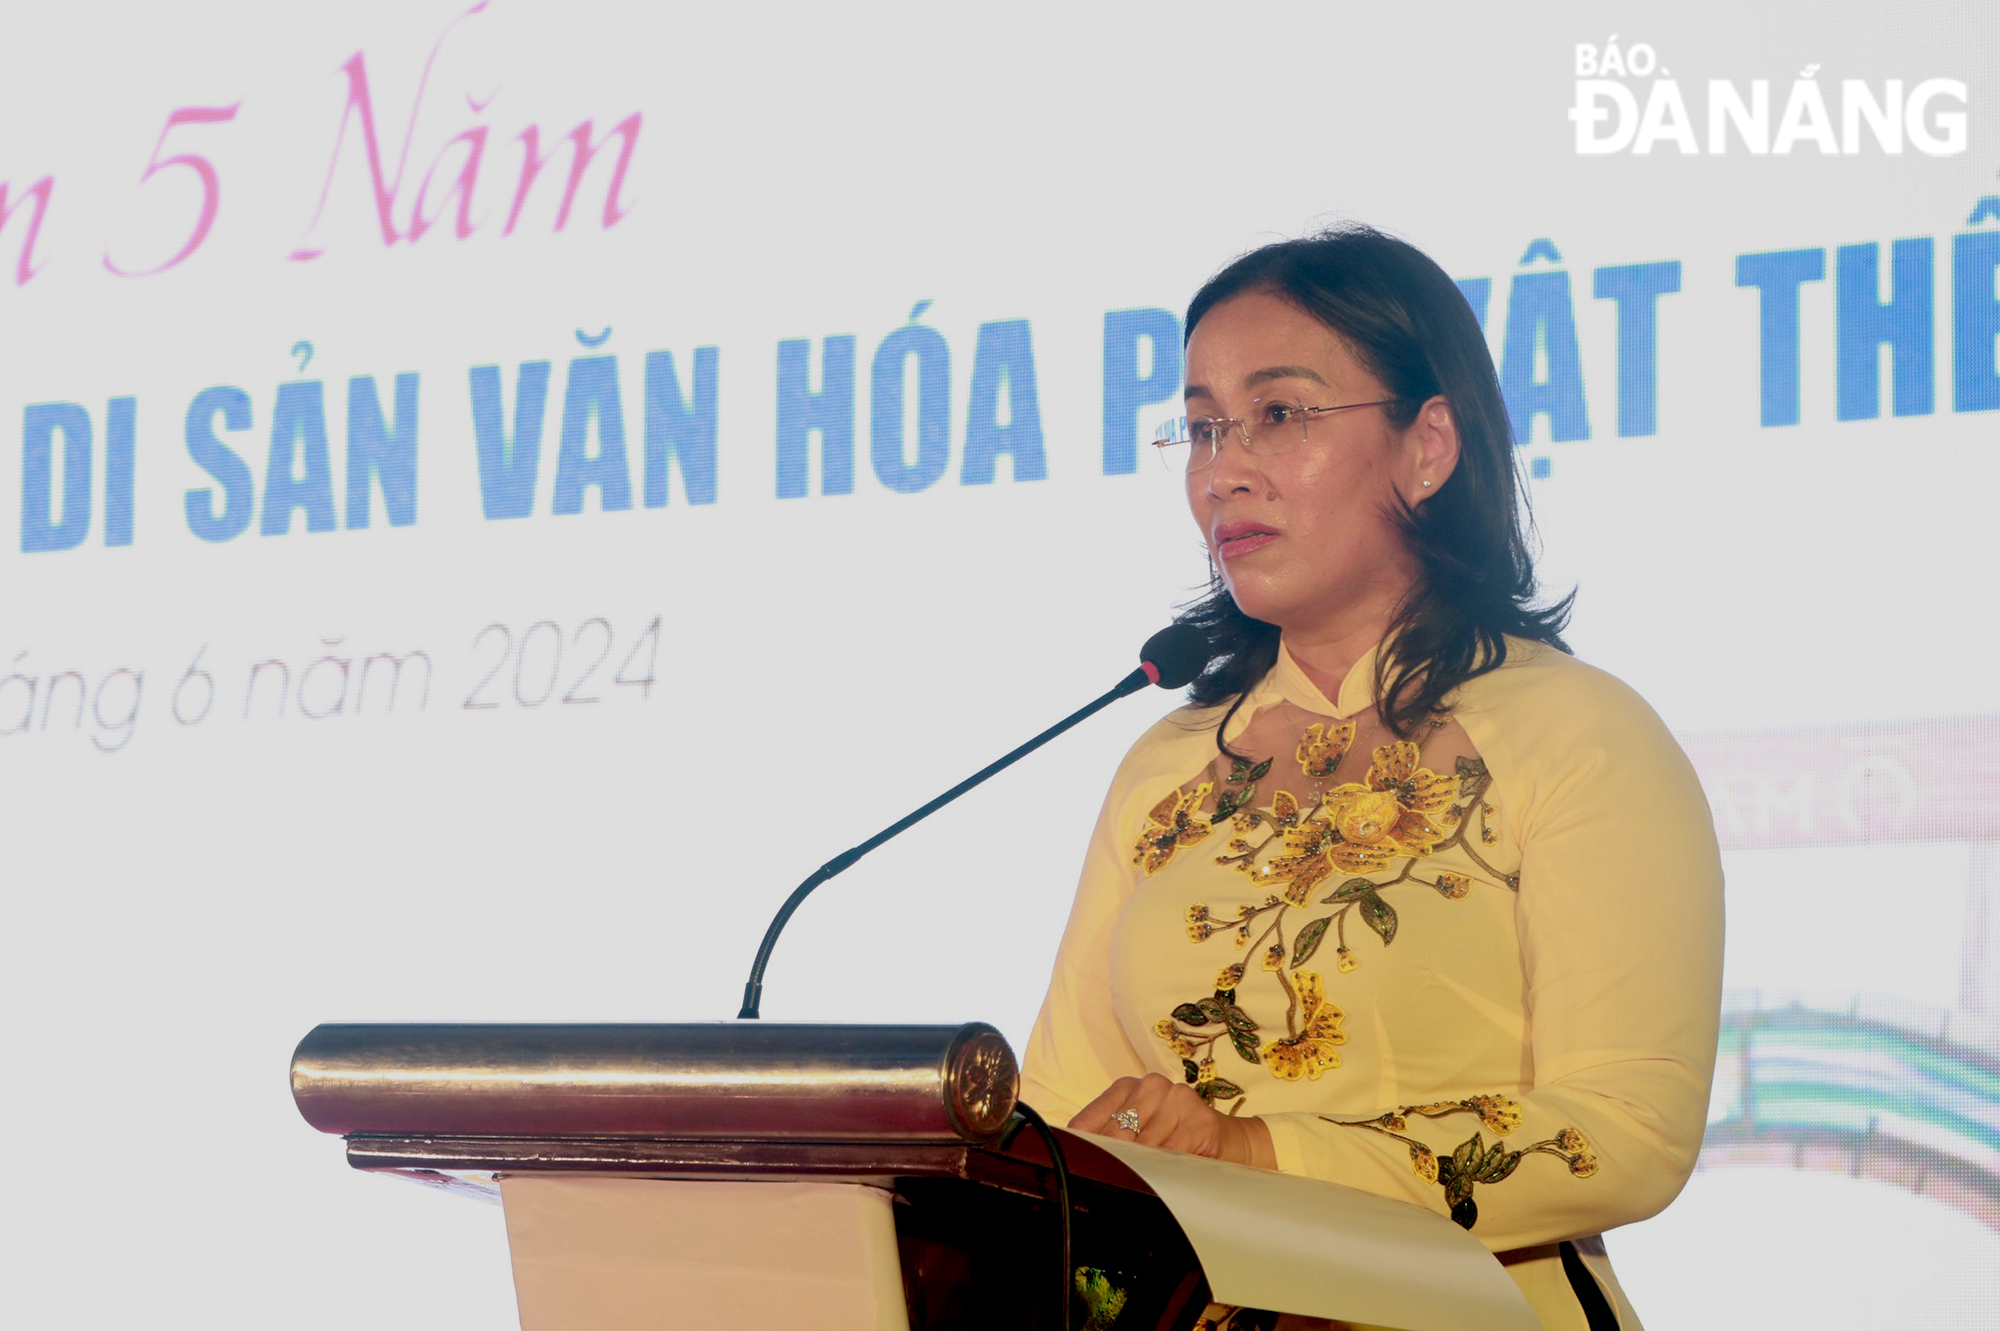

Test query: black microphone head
[1138,623,1210,689]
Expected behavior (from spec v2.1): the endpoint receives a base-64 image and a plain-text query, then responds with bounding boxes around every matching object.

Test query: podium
[292,1022,1542,1331]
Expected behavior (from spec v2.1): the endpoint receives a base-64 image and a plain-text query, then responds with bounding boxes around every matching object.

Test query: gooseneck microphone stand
[737,625,1206,1019]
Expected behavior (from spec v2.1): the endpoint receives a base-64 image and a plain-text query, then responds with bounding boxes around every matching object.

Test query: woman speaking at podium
[1021,226,1723,1331]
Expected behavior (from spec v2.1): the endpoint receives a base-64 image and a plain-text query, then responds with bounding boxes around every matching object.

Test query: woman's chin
[1220,581,1295,630]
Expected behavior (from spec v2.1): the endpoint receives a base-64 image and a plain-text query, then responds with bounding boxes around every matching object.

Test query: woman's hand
[1068,1073,1277,1169]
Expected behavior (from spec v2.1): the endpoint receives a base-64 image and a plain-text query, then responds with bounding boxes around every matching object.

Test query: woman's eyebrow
[1244,364,1330,389]
[1184,364,1331,401]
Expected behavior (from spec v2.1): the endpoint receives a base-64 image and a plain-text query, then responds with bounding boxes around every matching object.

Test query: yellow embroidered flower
[1409,1146,1439,1183]
[1151,1018,1195,1059]
[1249,816,1340,902]
[1465,1095,1522,1135]
[1297,721,1356,778]
[1267,788,1303,827]
[1135,783,1214,875]
[1368,740,1455,803]
[1261,943,1285,971]
[1196,1058,1216,1085]
[1185,903,1214,942]
[1336,946,1358,973]
[1556,1128,1589,1154]
[1569,1152,1599,1178]
[1321,787,1410,869]
[1281,743,1460,874]
[1260,970,1346,1081]
[1366,740,1461,846]
[1215,963,1245,990]
[1434,871,1471,899]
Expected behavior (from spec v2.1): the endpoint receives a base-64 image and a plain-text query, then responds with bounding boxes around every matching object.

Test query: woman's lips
[1214,522,1278,559]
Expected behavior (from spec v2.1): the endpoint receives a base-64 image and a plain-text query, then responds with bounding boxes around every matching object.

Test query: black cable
[1001,1105,1074,1331]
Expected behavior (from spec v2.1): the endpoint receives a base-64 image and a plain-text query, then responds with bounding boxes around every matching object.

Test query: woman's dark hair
[1177,223,1572,745]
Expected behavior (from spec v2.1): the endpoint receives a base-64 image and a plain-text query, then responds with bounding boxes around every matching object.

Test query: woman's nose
[1203,429,1261,495]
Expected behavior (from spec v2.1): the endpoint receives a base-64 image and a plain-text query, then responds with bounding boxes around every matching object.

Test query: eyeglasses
[1152,395,1402,472]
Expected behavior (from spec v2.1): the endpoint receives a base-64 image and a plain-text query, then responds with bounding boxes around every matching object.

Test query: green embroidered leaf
[1171,1003,1210,1026]
[1200,1078,1245,1102]
[1212,787,1244,820]
[1455,756,1488,795]
[1245,758,1273,782]
[1360,892,1399,946]
[1221,1003,1258,1032]
[1450,1133,1483,1176]
[1196,996,1230,1020]
[1182,1058,1201,1084]
[1213,987,1237,1004]
[1228,757,1254,783]
[1291,916,1331,967]
[1477,1147,1523,1184]
[1323,877,1377,903]
[1229,1028,1262,1063]
[1449,1196,1479,1229]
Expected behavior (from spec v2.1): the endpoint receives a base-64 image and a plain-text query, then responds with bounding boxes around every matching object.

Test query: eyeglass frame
[1152,395,1405,472]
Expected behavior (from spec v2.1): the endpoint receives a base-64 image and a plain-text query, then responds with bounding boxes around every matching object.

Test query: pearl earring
[1421,479,1433,488]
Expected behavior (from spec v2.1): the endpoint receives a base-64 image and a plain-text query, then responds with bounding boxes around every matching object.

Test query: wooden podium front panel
[894,1170,1208,1330]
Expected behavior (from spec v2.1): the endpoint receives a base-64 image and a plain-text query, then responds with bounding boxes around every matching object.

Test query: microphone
[1120,623,1210,693]
[737,624,1210,1019]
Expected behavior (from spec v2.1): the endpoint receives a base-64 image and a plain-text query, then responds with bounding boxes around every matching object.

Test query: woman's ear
[1404,395,1460,505]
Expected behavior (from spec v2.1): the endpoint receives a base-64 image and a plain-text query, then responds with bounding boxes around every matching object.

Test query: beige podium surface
[501,1178,909,1331]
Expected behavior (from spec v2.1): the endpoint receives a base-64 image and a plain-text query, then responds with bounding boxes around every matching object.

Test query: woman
[1020,226,1723,1331]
